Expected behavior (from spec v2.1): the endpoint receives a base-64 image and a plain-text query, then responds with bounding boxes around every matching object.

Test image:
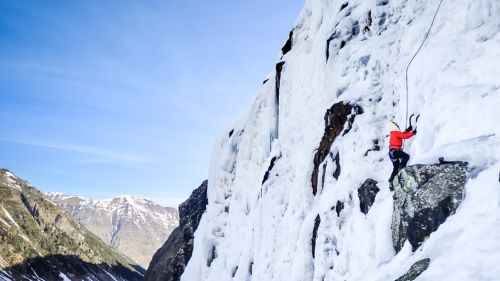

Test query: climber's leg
[388,149,400,182]
[398,150,410,168]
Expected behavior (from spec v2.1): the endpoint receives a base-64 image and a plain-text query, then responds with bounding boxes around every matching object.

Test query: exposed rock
[340,2,349,11]
[311,102,363,195]
[332,152,341,180]
[0,169,142,281]
[392,162,468,252]
[275,61,286,102]
[144,180,208,281]
[358,179,380,214]
[335,200,344,217]
[231,266,238,277]
[311,215,321,258]
[178,180,208,228]
[395,258,431,281]
[342,105,363,135]
[262,156,279,184]
[364,11,373,33]
[281,30,293,56]
[321,162,328,190]
[364,139,381,156]
[274,61,286,139]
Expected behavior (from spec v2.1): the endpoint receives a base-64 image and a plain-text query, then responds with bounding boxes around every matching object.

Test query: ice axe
[407,114,420,132]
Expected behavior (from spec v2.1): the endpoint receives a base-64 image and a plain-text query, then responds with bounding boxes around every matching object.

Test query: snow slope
[182,0,500,280]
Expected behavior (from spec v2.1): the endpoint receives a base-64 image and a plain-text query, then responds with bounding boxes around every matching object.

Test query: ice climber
[387,121,416,182]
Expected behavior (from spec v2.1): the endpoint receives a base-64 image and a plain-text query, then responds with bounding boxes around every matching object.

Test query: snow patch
[1,205,20,230]
[59,272,71,281]
[103,270,118,281]
[19,234,30,242]
[3,171,22,191]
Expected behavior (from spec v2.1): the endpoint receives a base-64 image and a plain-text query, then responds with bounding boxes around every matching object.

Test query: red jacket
[389,130,414,150]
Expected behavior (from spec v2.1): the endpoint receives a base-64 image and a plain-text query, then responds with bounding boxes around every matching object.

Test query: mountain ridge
[0,168,143,280]
[46,191,179,268]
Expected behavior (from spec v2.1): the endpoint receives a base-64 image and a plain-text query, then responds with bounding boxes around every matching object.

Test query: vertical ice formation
[183,0,500,280]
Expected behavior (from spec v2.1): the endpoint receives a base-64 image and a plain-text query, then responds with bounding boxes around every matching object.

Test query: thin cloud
[0,137,154,164]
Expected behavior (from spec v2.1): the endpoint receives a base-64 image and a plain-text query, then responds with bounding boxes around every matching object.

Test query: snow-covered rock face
[183,0,500,280]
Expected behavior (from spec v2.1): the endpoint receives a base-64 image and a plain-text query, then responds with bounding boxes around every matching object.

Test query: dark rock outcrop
[311,102,363,195]
[332,152,341,180]
[364,11,373,33]
[275,61,286,103]
[144,180,208,281]
[311,215,321,258]
[262,156,279,185]
[281,30,293,56]
[395,258,431,281]
[340,2,349,11]
[274,61,286,139]
[358,179,380,214]
[364,139,381,156]
[335,200,344,217]
[392,162,468,252]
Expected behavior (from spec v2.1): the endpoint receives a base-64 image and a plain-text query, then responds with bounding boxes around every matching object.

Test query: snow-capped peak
[46,192,179,268]
[46,192,88,201]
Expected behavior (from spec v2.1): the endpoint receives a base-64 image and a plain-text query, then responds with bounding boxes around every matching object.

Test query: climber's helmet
[387,121,400,132]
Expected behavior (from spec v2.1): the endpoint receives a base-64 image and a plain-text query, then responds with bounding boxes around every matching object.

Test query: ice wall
[183,0,500,280]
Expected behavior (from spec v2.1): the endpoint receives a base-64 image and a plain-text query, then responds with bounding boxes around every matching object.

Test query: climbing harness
[404,0,445,128]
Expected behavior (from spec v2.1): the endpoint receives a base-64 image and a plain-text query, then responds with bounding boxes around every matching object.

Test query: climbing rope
[404,0,445,128]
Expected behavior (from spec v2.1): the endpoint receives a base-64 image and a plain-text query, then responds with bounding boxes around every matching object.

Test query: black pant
[388,149,410,182]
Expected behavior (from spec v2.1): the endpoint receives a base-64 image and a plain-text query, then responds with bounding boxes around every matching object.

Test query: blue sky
[0,0,304,206]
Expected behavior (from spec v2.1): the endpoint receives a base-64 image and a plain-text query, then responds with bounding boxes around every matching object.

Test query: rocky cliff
[46,192,179,268]
[391,161,468,252]
[144,180,208,281]
[0,169,143,281]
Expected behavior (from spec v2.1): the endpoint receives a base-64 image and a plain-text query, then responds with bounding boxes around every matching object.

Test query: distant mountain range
[46,192,179,269]
[0,169,143,280]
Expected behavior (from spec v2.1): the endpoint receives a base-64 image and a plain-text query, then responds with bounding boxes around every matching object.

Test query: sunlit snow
[183,0,500,280]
